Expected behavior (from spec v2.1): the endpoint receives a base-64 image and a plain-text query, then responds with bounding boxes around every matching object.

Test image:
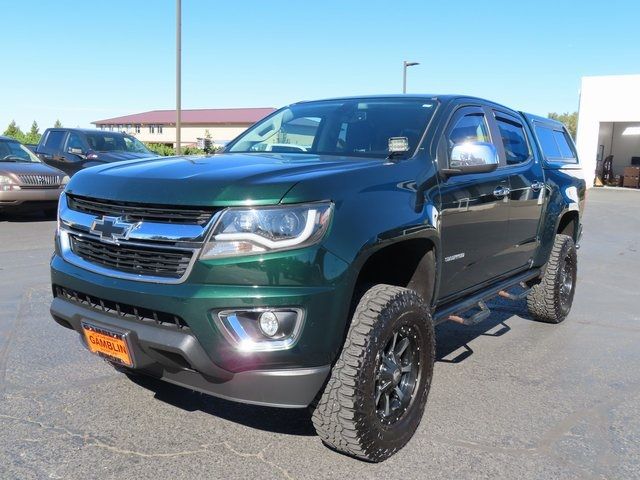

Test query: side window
[43,131,66,152]
[495,117,531,165]
[535,125,577,163]
[66,133,84,151]
[447,113,491,153]
[552,130,577,161]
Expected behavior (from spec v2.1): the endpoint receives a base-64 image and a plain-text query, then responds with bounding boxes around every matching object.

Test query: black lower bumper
[50,297,330,408]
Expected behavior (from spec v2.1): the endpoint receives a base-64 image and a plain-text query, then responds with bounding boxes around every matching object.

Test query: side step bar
[433,269,540,326]
[497,281,532,301]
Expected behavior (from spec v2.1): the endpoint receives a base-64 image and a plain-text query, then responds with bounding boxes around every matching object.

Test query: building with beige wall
[93,107,276,148]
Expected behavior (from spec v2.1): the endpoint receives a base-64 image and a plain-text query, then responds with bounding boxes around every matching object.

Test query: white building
[576,74,640,186]
[93,107,276,148]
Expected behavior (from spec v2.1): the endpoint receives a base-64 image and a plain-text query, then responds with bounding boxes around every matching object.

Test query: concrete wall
[576,74,640,186]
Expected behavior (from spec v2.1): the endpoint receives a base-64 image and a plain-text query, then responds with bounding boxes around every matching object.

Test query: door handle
[493,186,511,198]
[530,181,545,192]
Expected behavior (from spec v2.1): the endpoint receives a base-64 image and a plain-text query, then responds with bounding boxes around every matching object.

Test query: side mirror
[442,142,499,176]
[68,147,86,158]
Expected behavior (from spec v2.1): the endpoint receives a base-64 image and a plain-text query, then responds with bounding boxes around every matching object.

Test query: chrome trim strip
[59,194,218,243]
[215,308,305,352]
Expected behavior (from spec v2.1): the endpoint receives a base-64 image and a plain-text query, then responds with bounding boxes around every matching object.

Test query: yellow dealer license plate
[82,323,133,367]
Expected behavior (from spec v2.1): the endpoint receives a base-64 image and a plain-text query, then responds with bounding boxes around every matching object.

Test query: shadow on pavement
[436,294,534,363]
[126,373,317,437]
[0,210,56,222]
[124,290,535,436]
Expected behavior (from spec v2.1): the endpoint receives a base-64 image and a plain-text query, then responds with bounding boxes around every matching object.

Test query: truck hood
[65,152,384,206]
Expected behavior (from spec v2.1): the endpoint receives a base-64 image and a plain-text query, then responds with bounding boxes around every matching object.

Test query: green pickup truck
[50,95,585,461]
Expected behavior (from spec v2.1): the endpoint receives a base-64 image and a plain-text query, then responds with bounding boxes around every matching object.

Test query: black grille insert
[67,194,217,226]
[70,234,193,279]
[54,285,189,330]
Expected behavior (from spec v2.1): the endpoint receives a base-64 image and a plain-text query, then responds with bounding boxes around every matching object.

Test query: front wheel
[527,234,577,323]
[311,284,435,462]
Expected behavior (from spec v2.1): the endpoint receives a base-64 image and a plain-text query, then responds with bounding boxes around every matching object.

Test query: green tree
[53,119,63,128]
[548,111,578,139]
[3,120,25,142]
[24,120,41,145]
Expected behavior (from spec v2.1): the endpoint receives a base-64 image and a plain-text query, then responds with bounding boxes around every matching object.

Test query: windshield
[227,98,437,158]
[0,140,41,162]
[84,132,151,153]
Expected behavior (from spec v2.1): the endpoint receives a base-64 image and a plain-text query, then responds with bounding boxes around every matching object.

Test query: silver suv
[0,136,68,216]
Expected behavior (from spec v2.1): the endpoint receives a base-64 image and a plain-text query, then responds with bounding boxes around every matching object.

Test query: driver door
[57,132,87,176]
[437,106,512,300]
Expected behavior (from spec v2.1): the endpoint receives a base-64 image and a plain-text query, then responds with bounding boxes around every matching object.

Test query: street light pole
[176,0,182,155]
[402,60,420,94]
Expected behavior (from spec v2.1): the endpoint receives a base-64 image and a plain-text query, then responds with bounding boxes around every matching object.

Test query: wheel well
[557,211,579,241]
[352,239,436,308]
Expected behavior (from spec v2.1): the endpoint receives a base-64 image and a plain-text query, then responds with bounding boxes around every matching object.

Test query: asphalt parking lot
[0,187,639,479]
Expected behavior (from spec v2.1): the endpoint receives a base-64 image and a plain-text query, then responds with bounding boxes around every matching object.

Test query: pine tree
[25,120,41,144]
[53,119,63,128]
[3,120,25,142]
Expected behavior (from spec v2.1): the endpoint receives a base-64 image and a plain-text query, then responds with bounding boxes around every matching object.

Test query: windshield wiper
[0,156,30,163]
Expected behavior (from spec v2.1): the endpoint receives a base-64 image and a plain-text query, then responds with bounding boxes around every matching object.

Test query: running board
[498,282,531,301]
[433,269,540,326]
[447,300,491,326]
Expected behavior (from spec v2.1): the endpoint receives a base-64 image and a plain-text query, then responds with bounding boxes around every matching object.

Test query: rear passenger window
[535,125,577,163]
[496,117,530,165]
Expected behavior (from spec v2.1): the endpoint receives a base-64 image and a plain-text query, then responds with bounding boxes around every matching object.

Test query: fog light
[259,311,279,337]
[215,308,304,352]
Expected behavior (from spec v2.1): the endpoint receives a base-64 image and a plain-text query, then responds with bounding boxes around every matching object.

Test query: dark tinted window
[535,125,576,162]
[534,126,561,158]
[84,132,151,153]
[67,132,84,151]
[496,117,530,165]
[553,130,576,160]
[44,130,66,150]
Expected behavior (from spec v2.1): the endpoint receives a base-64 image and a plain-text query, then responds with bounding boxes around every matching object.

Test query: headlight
[0,175,18,192]
[200,202,333,259]
[59,175,70,189]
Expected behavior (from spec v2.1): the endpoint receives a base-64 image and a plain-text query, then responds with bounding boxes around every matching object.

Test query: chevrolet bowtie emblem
[90,216,139,243]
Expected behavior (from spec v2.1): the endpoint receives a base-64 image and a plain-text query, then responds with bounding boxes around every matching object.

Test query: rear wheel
[527,234,577,323]
[311,284,435,462]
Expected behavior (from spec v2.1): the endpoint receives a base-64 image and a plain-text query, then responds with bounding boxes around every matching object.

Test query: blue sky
[1,0,638,132]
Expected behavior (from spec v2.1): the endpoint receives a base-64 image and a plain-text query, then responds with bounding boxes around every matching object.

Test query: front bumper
[0,187,62,206]
[50,248,353,408]
[51,296,330,408]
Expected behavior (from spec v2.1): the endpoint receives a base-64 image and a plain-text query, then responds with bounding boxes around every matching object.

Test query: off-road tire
[527,234,577,323]
[311,284,435,462]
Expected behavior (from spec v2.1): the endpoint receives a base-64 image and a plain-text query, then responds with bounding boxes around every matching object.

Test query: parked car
[49,95,584,461]
[35,128,157,176]
[0,136,68,216]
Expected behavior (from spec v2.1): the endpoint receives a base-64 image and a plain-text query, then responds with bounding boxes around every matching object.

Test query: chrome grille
[66,194,217,225]
[69,234,193,279]
[53,285,189,330]
[18,174,60,187]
